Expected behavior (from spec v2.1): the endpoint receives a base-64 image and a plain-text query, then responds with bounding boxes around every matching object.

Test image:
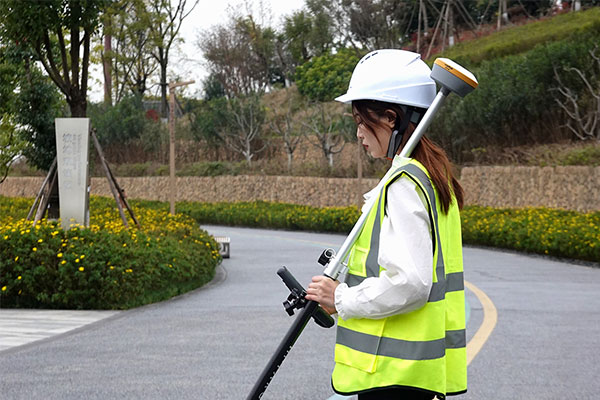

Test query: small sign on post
[214,236,231,258]
[55,118,90,229]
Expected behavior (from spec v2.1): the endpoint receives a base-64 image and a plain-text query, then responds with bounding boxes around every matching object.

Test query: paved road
[0,225,599,399]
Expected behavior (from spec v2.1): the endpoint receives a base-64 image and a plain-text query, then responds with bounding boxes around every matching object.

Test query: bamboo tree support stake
[168,80,195,215]
[91,129,129,229]
[27,157,57,222]
[32,165,58,227]
[105,157,141,229]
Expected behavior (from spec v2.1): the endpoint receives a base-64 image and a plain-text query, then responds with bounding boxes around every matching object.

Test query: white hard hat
[335,49,436,109]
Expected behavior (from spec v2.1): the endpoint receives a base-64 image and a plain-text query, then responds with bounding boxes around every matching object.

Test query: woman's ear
[382,110,397,129]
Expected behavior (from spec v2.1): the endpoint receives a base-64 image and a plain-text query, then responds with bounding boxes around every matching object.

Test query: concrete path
[0,310,120,352]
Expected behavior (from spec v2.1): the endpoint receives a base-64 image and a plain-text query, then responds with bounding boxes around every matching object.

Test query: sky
[89,0,305,102]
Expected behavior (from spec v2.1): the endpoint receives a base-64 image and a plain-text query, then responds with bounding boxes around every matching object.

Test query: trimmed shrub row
[177,200,360,233]
[176,201,599,263]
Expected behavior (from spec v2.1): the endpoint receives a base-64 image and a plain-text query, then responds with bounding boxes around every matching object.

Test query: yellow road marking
[464,280,497,365]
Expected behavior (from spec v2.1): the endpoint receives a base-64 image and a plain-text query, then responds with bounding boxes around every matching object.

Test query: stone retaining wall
[461,166,600,212]
[2,165,599,211]
[0,176,379,208]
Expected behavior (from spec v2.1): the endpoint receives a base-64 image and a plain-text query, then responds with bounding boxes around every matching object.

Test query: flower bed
[0,196,221,309]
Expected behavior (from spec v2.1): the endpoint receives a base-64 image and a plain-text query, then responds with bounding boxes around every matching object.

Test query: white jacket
[335,156,434,320]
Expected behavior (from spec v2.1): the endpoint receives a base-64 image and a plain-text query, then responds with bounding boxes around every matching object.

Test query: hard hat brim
[334,92,433,109]
[334,93,353,104]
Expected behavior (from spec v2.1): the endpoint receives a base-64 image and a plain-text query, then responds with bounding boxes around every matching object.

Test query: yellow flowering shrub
[179,201,599,263]
[461,206,600,263]
[177,200,361,233]
[0,196,221,309]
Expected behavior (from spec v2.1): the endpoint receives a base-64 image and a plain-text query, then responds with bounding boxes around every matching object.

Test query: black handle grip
[277,267,335,329]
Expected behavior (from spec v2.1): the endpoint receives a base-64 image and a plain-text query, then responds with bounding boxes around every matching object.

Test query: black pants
[357,387,443,400]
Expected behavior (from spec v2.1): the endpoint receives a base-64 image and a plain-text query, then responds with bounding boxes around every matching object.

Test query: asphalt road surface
[0,225,599,399]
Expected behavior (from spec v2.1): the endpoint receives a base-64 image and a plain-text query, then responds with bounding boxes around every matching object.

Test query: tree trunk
[103,20,112,106]
[69,95,87,117]
[160,59,168,119]
[287,152,293,173]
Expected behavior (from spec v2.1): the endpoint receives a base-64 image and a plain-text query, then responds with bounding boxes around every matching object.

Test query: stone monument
[55,118,90,229]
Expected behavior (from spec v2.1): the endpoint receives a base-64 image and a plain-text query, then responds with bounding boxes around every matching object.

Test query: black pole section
[246,300,319,400]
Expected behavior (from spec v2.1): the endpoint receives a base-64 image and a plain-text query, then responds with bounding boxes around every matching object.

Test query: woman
[305,50,467,399]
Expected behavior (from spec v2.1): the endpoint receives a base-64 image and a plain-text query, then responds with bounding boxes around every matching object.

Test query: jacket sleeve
[335,176,433,320]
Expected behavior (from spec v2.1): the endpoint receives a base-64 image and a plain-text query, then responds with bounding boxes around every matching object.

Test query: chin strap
[386,107,415,159]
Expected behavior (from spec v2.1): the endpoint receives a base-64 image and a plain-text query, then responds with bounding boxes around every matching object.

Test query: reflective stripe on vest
[332,159,467,396]
[337,326,466,360]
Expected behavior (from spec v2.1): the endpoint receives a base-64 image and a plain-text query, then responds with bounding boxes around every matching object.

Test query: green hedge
[0,196,221,309]
[176,201,599,263]
[429,29,600,162]
[177,200,360,233]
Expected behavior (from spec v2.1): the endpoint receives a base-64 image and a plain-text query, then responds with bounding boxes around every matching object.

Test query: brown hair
[352,100,464,213]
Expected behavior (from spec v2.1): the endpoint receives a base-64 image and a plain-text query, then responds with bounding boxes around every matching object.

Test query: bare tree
[553,46,600,141]
[268,88,304,172]
[218,94,267,165]
[302,102,351,168]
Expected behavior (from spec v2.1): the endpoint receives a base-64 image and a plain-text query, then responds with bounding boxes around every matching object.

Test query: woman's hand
[305,275,340,315]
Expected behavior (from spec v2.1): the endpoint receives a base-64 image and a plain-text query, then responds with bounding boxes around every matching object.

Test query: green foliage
[431,7,600,67]
[189,97,227,149]
[0,41,64,171]
[282,5,334,67]
[295,48,361,102]
[175,200,599,263]
[88,95,163,152]
[177,162,241,177]
[13,68,64,170]
[461,206,600,263]
[0,0,108,117]
[561,145,600,166]
[0,196,221,309]
[429,31,600,162]
[202,74,226,101]
[177,201,360,233]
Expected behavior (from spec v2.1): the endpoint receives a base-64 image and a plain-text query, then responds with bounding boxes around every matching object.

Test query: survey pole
[168,80,194,215]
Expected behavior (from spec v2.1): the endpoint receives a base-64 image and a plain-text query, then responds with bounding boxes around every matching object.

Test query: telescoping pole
[246,301,319,400]
[247,266,333,400]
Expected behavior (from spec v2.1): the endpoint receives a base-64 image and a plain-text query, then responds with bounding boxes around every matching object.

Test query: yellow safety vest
[332,159,467,396]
